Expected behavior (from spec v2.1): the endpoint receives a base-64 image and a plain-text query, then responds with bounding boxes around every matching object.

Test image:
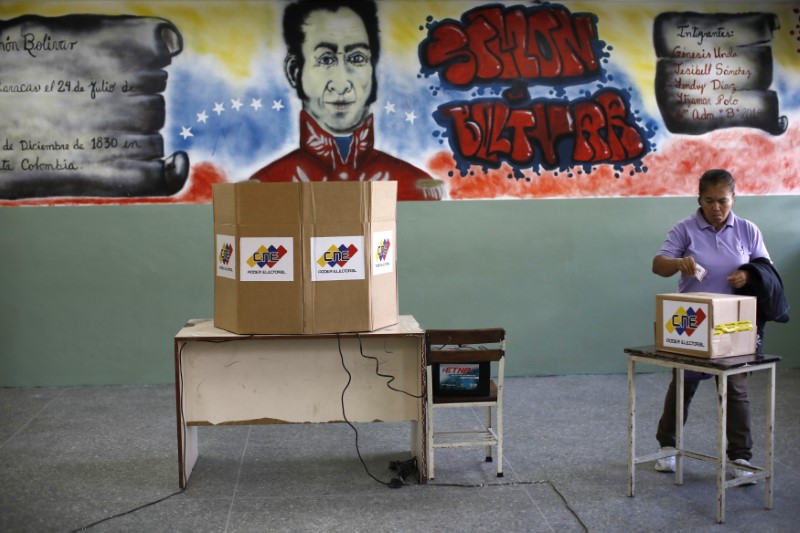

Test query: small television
[432,362,490,396]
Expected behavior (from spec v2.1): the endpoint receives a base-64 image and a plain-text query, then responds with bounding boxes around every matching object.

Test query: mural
[0,15,189,200]
[419,4,650,176]
[1,0,798,206]
[250,0,444,201]
[653,12,787,135]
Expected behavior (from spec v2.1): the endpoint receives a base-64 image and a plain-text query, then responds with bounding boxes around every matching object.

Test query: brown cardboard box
[213,181,398,334]
[655,292,757,358]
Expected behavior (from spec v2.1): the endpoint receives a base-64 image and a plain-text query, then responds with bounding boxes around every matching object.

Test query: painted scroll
[653,12,788,135]
[0,15,189,200]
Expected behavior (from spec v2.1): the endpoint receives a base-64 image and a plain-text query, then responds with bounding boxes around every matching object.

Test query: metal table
[625,345,780,523]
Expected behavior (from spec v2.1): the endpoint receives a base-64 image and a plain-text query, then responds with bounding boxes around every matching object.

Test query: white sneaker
[655,447,676,472]
[731,458,757,485]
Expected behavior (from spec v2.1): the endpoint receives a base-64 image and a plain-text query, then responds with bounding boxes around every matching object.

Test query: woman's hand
[674,257,697,277]
[726,270,749,289]
[653,255,696,277]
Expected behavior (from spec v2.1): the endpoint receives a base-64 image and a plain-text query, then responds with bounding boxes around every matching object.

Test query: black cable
[355,333,423,398]
[78,335,585,528]
[72,336,253,531]
[69,488,185,532]
[336,334,395,487]
[428,480,539,487]
[426,479,589,532]
[547,479,590,533]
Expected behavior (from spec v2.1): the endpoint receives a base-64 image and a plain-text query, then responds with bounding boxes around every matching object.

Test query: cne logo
[376,238,391,261]
[666,306,706,336]
[318,244,358,267]
[219,243,233,265]
[247,244,287,269]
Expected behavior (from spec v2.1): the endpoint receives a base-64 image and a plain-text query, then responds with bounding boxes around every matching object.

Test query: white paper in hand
[694,263,707,281]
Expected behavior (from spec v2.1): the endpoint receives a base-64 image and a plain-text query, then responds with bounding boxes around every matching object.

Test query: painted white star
[231,98,243,111]
[404,111,417,125]
[384,101,396,113]
[213,102,225,115]
[250,98,263,111]
[179,126,193,139]
[196,110,208,123]
[272,99,285,111]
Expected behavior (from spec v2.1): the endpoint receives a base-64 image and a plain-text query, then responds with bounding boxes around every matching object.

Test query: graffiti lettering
[678,93,710,105]
[654,13,785,136]
[674,78,707,94]
[672,46,711,59]
[1,36,20,52]
[436,89,645,168]
[22,32,78,58]
[715,64,751,78]
[420,4,601,87]
[676,24,735,46]
[673,62,711,76]
[20,157,79,171]
[0,82,42,93]
[714,47,737,58]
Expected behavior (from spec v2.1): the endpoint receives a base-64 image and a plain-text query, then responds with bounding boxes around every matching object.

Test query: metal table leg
[716,373,728,524]
[627,357,636,497]
[675,368,684,485]
[765,364,775,510]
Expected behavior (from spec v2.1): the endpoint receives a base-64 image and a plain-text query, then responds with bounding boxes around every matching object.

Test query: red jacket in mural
[250,111,443,201]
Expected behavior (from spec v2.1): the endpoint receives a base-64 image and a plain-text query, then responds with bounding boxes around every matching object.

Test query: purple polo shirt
[657,208,770,293]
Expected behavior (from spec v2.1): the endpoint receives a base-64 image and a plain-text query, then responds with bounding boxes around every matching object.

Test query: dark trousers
[656,370,752,461]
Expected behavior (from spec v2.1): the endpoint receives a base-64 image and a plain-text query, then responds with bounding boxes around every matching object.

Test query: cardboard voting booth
[213,181,398,334]
[656,292,757,358]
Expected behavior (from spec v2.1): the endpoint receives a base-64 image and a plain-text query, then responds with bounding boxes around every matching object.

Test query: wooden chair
[425,328,506,480]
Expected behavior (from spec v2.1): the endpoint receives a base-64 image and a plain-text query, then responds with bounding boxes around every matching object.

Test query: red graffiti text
[438,89,645,167]
[421,5,601,87]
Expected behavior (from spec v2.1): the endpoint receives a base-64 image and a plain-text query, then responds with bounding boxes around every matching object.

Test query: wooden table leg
[176,340,199,488]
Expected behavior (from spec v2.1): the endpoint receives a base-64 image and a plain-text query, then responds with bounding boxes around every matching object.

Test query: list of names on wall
[0,15,188,200]
[653,12,787,135]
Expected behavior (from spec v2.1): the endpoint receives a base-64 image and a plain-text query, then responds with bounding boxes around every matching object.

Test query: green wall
[1,196,798,387]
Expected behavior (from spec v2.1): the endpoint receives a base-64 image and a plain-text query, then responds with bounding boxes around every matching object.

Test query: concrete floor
[1,368,798,532]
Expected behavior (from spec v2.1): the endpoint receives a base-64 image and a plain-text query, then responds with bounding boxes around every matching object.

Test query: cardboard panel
[212,181,398,334]
[304,181,367,223]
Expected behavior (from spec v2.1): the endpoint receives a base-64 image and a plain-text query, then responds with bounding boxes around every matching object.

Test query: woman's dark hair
[699,168,735,196]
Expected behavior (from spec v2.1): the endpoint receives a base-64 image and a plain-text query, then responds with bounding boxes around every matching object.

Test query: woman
[651,168,770,482]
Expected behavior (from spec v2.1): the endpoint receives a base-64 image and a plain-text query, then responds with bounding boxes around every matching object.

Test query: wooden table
[174,316,427,487]
[625,345,780,523]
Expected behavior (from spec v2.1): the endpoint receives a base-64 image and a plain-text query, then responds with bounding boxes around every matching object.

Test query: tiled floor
[1,368,798,532]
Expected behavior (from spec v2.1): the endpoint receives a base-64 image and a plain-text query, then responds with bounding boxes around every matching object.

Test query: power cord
[426,479,589,532]
[355,333,423,399]
[71,336,253,531]
[352,337,585,530]
[388,457,419,487]
[336,334,418,488]
[69,488,185,532]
